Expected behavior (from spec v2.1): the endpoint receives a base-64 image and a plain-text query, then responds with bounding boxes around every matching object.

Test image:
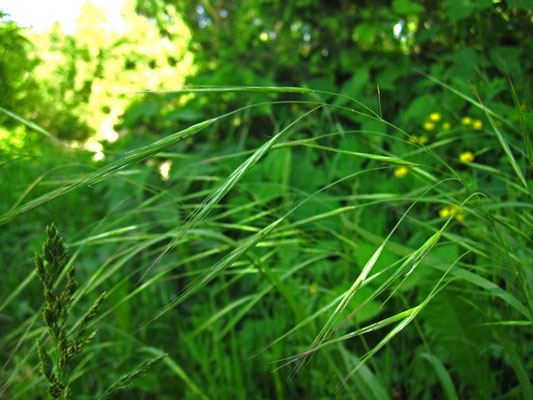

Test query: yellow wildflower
[409,135,429,144]
[232,117,242,126]
[442,122,451,130]
[459,151,475,164]
[472,120,483,130]
[450,205,465,220]
[309,282,318,295]
[423,121,435,131]
[461,116,472,125]
[449,205,463,215]
[394,166,408,178]
[439,205,465,220]
[429,112,441,122]
[439,207,450,218]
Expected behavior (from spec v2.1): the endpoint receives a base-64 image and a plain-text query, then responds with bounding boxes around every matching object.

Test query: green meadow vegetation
[1,1,532,399]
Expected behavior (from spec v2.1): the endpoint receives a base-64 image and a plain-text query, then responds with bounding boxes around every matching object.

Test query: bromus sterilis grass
[1,79,531,398]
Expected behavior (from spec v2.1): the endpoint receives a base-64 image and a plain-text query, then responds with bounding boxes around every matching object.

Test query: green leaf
[507,0,533,10]
[393,0,424,15]
[443,0,475,21]
[376,65,404,91]
[420,353,459,400]
[443,0,492,21]
[490,46,523,76]
[165,108,205,122]
[449,47,479,82]
[400,94,437,126]
[335,69,369,105]
[354,23,377,44]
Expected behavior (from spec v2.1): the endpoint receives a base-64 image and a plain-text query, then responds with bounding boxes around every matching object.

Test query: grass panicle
[35,224,104,399]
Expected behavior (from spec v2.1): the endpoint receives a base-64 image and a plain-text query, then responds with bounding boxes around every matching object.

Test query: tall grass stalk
[1,80,531,398]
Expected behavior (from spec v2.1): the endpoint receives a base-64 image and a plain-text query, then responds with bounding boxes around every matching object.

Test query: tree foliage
[129,0,532,139]
[0,0,193,148]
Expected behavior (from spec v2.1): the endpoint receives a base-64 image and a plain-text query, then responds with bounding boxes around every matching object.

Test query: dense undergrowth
[0,78,532,399]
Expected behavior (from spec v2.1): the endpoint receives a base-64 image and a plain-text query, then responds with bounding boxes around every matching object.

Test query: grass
[0,79,531,399]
